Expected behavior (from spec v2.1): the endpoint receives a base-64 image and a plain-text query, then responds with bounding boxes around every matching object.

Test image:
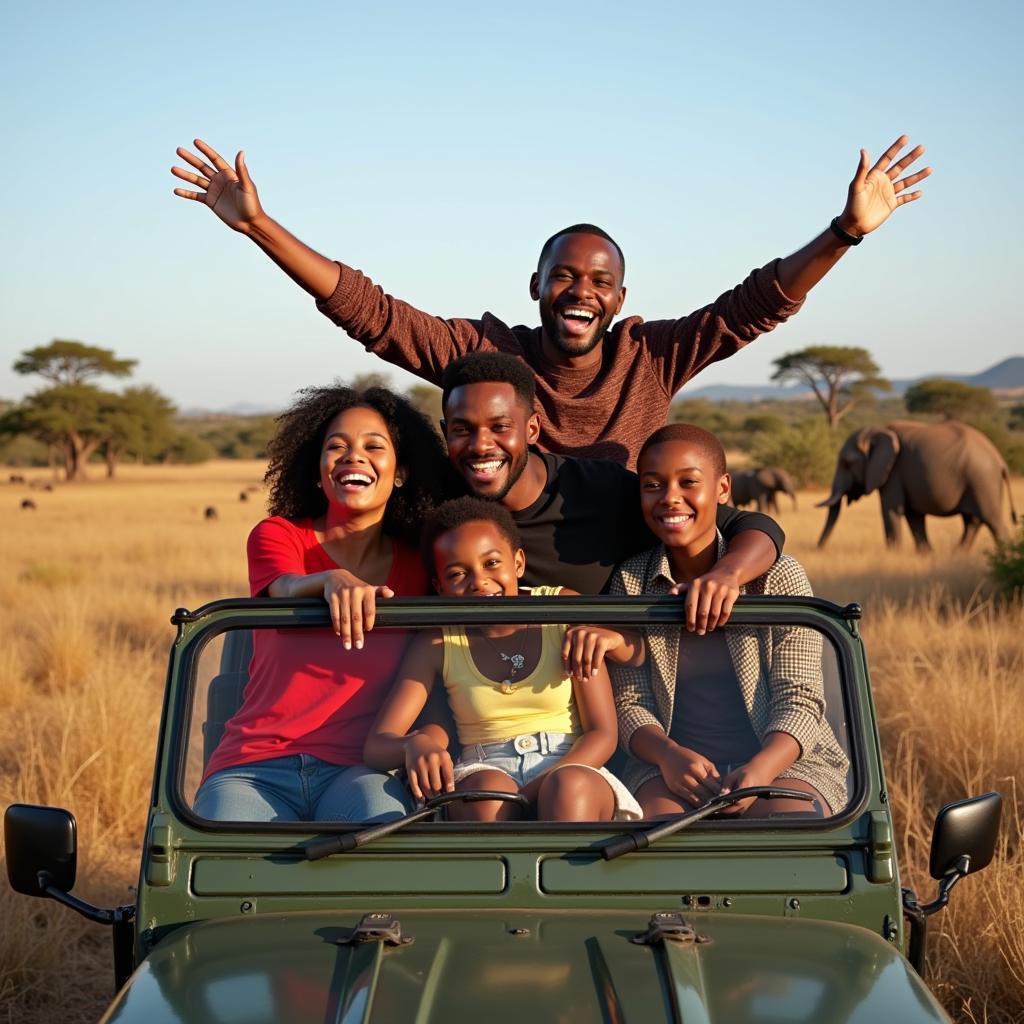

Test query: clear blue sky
[2,1,1021,411]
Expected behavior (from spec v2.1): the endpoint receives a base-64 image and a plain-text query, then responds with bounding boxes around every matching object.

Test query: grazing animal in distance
[204,506,219,520]
[9,473,26,484]
[730,466,798,514]
[238,491,249,502]
[21,499,36,510]
[818,420,1017,550]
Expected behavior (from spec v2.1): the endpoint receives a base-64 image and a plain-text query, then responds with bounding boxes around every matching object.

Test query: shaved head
[639,422,727,478]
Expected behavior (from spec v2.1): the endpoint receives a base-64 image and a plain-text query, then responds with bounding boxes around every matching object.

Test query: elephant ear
[864,429,901,495]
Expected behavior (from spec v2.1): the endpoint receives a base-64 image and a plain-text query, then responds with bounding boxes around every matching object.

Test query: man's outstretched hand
[838,135,931,238]
[172,139,264,234]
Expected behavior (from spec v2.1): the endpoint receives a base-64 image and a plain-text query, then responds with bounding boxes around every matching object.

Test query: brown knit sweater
[316,260,803,468]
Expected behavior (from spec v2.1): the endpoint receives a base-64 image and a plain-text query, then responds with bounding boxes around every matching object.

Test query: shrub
[161,432,215,465]
[904,378,997,419]
[669,398,738,436]
[1003,441,1024,475]
[749,422,837,489]
[989,526,1024,599]
[964,418,1024,475]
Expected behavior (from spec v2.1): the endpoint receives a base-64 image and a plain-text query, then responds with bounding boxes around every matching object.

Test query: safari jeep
[5,594,1002,1023]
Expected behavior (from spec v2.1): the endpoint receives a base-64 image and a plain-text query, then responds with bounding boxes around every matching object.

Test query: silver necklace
[476,628,529,694]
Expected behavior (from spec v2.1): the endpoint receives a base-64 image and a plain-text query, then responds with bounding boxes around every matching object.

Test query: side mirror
[902,791,1003,976]
[4,803,77,896]
[930,791,1002,880]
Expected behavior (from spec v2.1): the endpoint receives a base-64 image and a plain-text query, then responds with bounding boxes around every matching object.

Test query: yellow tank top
[441,586,579,745]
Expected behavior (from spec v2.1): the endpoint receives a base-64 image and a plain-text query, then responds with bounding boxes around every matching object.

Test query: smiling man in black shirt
[440,353,783,628]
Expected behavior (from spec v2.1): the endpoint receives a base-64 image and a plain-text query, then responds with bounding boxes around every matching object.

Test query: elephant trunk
[817,465,852,547]
[818,499,842,548]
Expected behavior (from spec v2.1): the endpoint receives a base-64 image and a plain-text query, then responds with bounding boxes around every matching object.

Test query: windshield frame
[165,596,869,837]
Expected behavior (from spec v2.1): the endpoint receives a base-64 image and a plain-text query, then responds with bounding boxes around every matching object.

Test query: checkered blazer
[609,540,850,815]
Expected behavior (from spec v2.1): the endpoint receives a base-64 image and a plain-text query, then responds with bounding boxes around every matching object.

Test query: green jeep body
[7,595,999,1022]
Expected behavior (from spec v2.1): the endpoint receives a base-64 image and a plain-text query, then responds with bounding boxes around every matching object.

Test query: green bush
[162,432,215,464]
[749,422,837,489]
[963,418,1024,475]
[669,398,738,436]
[989,526,1024,598]
[197,415,276,459]
[1003,441,1024,475]
[0,433,51,467]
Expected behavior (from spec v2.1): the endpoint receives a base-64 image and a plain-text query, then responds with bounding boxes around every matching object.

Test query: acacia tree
[904,379,997,420]
[14,340,136,386]
[771,346,890,428]
[7,384,110,480]
[99,386,178,477]
[7,341,171,480]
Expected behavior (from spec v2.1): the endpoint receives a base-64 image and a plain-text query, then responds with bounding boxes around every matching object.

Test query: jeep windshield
[171,594,862,835]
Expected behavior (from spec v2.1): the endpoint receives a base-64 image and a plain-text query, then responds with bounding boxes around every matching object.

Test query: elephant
[817,420,1018,550]
[730,466,798,514]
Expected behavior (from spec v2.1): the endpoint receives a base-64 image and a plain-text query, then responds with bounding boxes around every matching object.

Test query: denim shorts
[454,731,642,820]
[454,731,575,788]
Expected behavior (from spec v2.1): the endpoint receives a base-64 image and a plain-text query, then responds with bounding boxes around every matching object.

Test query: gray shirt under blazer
[609,538,850,816]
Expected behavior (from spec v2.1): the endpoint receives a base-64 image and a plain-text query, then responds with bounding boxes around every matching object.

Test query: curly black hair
[420,496,523,577]
[440,352,537,415]
[265,384,456,546]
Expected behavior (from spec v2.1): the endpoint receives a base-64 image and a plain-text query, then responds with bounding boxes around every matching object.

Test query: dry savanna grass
[0,464,1021,1023]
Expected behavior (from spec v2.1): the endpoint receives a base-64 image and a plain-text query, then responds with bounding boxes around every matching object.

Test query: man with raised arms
[172,135,930,467]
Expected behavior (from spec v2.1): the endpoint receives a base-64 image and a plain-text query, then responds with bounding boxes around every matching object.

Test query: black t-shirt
[514,451,785,594]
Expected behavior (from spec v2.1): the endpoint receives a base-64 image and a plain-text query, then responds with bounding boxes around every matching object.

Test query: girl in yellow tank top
[364,498,640,822]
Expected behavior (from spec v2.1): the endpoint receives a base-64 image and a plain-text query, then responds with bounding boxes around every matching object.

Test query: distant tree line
[0,347,448,478]
[3,340,1020,487]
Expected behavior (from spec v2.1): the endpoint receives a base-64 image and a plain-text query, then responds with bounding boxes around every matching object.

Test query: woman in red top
[195,385,452,822]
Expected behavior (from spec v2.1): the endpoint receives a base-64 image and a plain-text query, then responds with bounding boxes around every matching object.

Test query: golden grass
[0,465,1021,1023]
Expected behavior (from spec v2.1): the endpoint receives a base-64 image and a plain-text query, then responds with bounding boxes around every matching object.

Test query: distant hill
[685,356,1024,401]
[964,357,1024,390]
[173,358,1024,413]
[180,401,282,418]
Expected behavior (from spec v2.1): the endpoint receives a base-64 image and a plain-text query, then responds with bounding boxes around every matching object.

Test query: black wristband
[830,216,863,246]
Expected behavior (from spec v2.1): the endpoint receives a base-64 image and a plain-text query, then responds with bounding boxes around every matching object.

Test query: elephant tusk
[816,494,843,508]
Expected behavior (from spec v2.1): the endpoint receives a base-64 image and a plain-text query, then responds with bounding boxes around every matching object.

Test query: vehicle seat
[203,629,253,768]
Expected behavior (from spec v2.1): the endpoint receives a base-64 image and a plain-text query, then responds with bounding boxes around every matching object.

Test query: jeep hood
[101,910,949,1023]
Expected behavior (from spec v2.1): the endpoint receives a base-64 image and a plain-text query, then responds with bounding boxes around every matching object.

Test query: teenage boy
[172,136,930,466]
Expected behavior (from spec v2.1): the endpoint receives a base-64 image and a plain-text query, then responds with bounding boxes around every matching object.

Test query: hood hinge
[335,912,414,948]
[631,911,711,947]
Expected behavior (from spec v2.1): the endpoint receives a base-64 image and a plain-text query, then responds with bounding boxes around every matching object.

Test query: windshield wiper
[304,789,530,860]
[602,786,814,861]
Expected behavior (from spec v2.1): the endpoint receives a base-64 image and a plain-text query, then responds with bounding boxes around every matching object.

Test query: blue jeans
[193,754,413,823]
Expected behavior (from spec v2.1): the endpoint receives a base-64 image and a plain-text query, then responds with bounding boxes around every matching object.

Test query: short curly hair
[420,496,523,578]
[638,422,727,478]
[264,384,455,545]
[440,352,537,415]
